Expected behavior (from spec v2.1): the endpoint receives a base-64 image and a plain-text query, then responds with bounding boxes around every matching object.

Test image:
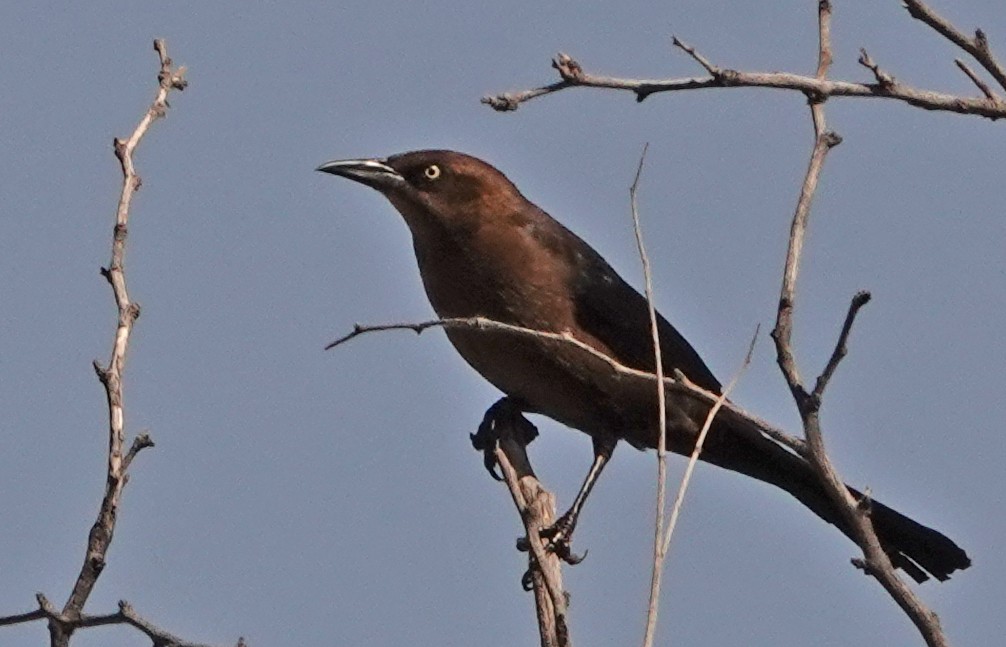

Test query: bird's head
[316,150,526,235]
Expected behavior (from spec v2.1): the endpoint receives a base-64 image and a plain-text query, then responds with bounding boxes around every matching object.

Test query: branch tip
[858,48,896,87]
[552,52,584,82]
[672,37,720,77]
[481,94,520,112]
[955,58,997,100]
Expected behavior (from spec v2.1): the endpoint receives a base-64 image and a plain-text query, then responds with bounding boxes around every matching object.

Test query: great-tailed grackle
[317,149,970,583]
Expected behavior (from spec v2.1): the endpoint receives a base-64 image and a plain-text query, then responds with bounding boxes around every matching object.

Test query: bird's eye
[423,164,441,180]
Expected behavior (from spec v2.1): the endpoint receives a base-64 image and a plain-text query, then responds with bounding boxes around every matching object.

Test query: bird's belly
[444,326,621,434]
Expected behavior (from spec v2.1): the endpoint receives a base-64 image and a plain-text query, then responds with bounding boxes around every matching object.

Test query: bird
[316,149,970,583]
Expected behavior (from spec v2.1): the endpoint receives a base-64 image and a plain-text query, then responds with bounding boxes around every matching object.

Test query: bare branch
[484,52,1006,118]
[955,58,997,99]
[0,39,196,647]
[483,3,1006,120]
[4,595,235,647]
[812,291,872,399]
[903,0,1006,92]
[621,143,670,647]
[671,37,721,77]
[325,320,435,349]
[644,326,758,647]
[766,6,953,646]
[4,39,224,647]
[0,607,46,627]
[489,406,570,647]
[121,432,155,472]
[858,48,897,89]
[769,124,842,399]
[60,38,186,627]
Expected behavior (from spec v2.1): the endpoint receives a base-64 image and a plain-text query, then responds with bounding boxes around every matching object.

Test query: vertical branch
[632,145,757,647]
[642,337,755,647]
[768,4,951,647]
[50,39,186,647]
[659,330,757,566]
[771,3,842,397]
[486,403,570,647]
[624,145,673,647]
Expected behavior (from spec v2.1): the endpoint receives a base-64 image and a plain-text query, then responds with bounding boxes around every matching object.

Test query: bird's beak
[315,158,405,192]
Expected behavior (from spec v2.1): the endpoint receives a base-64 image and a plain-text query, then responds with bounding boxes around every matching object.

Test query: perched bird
[317,149,970,583]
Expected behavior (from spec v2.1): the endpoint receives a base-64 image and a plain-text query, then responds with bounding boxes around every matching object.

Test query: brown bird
[317,149,970,583]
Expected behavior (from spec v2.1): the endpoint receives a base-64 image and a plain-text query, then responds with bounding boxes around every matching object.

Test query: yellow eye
[424,164,441,180]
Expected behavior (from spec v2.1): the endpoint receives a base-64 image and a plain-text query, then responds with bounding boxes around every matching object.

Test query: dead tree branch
[623,144,760,647]
[903,0,1006,93]
[0,39,239,647]
[50,39,187,647]
[768,4,952,647]
[623,144,672,647]
[643,325,757,647]
[475,402,571,647]
[482,1,1006,119]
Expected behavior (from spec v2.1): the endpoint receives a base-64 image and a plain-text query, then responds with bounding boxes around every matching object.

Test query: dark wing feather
[562,227,722,394]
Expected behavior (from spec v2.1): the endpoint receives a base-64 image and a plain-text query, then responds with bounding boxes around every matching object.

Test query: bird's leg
[540,435,616,565]
[470,396,539,481]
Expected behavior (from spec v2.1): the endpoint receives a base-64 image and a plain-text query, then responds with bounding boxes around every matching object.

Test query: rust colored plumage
[317,149,970,583]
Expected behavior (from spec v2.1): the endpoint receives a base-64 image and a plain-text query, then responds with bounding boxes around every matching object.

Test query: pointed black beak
[315,158,405,192]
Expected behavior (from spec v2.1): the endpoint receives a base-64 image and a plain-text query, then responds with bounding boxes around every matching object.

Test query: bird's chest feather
[413,218,574,329]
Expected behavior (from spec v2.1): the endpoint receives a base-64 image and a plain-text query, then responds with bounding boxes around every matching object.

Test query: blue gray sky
[1,2,1003,646]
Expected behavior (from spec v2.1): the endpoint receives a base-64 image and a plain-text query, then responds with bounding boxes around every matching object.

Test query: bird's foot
[470,397,538,481]
[540,514,587,565]
[515,517,586,591]
[515,513,587,566]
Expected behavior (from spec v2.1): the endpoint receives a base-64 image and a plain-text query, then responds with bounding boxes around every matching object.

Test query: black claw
[544,531,587,565]
[521,568,535,591]
[485,454,503,481]
[559,546,587,565]
[471,398,538,482]
[538,517,588,565]
[470,418,503,481]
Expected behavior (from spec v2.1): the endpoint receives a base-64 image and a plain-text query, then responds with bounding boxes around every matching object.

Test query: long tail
[692,416,971,583]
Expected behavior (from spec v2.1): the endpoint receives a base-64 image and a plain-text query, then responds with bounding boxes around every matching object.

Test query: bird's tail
[695,415,971,583]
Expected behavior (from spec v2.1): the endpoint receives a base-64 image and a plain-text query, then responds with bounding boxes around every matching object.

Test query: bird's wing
[562,226,723,394]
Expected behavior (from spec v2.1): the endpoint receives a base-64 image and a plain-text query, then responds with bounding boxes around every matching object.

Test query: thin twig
[813,291,872,398]
[858,48,897,88]
[671,37,721,76]
[0,608,46,627]
[329,316,806,457]
[622,143,669,647]
[643,327,758,647]
[955,58,997,99]
[660,327,758,560]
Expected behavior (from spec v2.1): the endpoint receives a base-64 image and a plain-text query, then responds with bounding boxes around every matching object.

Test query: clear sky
[1,2,1003,646]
